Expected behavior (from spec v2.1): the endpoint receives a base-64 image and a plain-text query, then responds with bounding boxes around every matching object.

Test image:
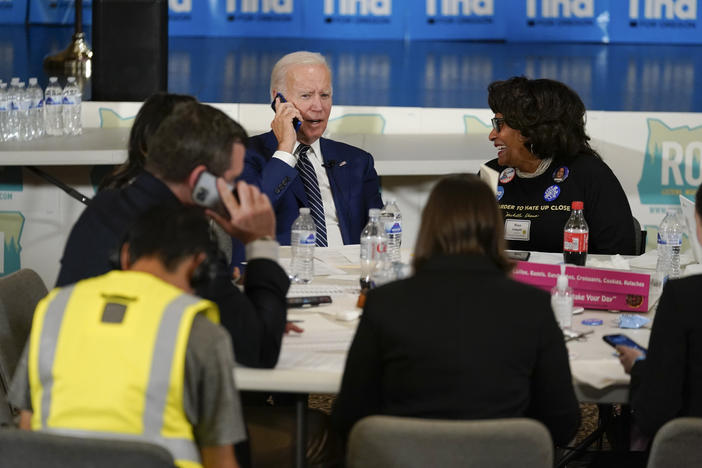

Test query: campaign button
[552,166,569,183]
[499,167,515,184]
[543,185,560,202]
[496,185,504,201]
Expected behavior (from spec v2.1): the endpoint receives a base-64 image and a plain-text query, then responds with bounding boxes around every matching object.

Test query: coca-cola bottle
[563,201,588,266]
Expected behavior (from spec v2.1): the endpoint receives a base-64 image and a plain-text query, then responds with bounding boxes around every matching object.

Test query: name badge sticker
[499,167,515,184]
[496,185,504,201]
[552,166,569,183]
[504,219,531,241]
[544,185,560,202]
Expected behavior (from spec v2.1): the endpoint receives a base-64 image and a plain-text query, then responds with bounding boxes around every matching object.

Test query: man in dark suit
[242,51,383,246]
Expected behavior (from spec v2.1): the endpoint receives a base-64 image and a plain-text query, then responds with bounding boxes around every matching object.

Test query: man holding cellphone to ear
[242,50,383,246]
[56,101,289,370]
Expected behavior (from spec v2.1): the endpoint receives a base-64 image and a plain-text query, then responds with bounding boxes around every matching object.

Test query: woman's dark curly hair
[487,76,600,162]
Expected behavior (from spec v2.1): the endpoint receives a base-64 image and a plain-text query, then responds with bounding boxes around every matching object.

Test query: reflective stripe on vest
[34,282,205,466]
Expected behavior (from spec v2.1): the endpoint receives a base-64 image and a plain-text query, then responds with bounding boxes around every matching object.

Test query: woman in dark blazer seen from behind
[332,174,581,446]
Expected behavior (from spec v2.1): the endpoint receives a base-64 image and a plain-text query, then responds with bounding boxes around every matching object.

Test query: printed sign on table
[505,0,611,42]
[28,0,92,25]
[609,0,701,44]
[0,0,28,24]
[169,0,303,37]
[406,0,506,39]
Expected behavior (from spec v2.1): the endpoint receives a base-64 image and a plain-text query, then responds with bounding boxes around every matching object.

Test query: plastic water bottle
[290,207,316,284]
[44,77,63,136]
[6,80,19,141]
[360,208,389,290]
[0,82,7,142]
[654,209,683,287]
[551,264,574,330]
[17,82,32,141]
[563,201,589,266]
[27,77,44,139]
[381,200,402,263]
[62,77,82,135]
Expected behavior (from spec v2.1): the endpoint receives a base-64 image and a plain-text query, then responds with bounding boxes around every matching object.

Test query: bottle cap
[49,76,58,82]
[571,201,584,210]
[67,77,76,83]
[582,319,603,326]
[29,77,37,85]
[299,207,310,214]
[369,208,381,218]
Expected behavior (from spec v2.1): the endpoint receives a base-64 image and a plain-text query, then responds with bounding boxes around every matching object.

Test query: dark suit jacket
[242,131,383,245]
[56,171,289,368]
[630,274,702,436]
[331,254,581,446]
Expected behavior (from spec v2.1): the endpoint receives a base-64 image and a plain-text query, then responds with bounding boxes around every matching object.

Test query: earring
[529,143,536,155]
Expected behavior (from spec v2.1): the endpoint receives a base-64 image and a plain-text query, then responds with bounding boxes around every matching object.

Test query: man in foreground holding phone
[56,101,289,370]
[10,206,245,468]
[242,50,383,246]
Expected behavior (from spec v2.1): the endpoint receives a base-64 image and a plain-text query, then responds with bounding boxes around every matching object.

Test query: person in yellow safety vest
[9,205,246,468]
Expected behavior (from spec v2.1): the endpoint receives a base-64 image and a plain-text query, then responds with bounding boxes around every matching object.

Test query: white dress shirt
[272,141,344,247]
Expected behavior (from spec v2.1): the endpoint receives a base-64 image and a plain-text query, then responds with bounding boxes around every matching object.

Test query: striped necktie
[296,145,328,247]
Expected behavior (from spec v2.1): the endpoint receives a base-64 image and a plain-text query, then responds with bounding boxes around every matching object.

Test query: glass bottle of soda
[563,201,588,266]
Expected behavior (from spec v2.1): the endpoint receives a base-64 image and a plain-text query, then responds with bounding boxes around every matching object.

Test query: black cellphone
[602,334,647,354]
[286,296,332,308]
[191,171,238,216]
[271,92,302,131]
[506,250,531,261]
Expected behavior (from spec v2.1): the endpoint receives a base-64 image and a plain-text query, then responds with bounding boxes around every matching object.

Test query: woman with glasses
[484,76,636,255]
[332,174,580,446]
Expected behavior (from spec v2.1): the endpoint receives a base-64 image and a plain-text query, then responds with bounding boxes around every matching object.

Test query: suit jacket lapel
[265,131,308,206]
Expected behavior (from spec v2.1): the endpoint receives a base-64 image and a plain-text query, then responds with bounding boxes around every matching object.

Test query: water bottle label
[46,97,58,105]
[62,97,76,105]
[387,222,402,234]
[657,233,682,246]
[9,102,18,110]
[37,99,44,108]
[298,232,316,245]
[563,231,588,252]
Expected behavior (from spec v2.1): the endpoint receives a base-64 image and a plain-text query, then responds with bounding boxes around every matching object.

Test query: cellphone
[271,92,302,131]
[286,296,332,308]
[506,250,531,261]
[192,171,236,215]
[602,334,647,354]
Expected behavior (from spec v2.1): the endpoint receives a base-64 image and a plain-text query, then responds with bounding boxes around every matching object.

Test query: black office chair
[0,429,175,468]
[633,217,648,255]
[0,269,48,427]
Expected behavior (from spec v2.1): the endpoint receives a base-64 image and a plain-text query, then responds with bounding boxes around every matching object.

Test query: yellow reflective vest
[28,270,220,468]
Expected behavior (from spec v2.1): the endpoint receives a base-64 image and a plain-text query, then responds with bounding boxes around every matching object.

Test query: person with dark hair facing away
[617,184,702,439]
[56,101,289,369]
[98,93,197,192]
[332,174,580,446]
[9,205,246,468]
[484,76,636,255]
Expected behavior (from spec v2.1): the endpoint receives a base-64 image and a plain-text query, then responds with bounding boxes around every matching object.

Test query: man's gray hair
[269,51,332,99]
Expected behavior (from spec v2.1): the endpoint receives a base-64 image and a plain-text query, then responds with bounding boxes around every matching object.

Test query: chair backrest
[647,417,702,468]
[0,269,48,426]
[0,429,175,468]
[347,416,553,468]
[633,217,647,255]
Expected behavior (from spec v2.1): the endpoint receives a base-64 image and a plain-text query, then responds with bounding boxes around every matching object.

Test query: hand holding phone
[192,170,235,216]
[271,93,302,131]
[602,334,648,354]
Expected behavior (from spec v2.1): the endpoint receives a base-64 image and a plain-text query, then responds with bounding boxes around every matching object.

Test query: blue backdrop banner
[406,0,506,39]
[609,0,701,44]
[169,0,303,37]
[28,0,91,25]
[0,0,27,24]
[302,0,405,40]
[505,0,611,42]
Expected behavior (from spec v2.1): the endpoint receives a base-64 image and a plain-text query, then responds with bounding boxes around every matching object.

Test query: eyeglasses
[491,117,505,133]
